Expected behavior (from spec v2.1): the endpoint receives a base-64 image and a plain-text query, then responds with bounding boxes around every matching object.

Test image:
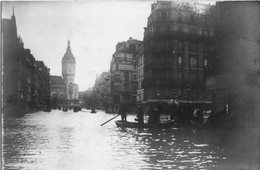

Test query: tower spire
[67,40,71,51]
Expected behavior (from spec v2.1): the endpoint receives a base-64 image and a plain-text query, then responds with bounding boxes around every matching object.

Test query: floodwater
[2,110,260,170]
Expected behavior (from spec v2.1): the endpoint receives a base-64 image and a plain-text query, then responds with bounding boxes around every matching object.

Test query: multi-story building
[35,61,51,108]
[50,75,66,108]
[93,72,111,111]
[109,37,142,113]
[50,41,80,108]
[142,1,215,108]
[62,41,79,100]
[3,10,50,117]
[206,2,260,125]
[137,43,145,103]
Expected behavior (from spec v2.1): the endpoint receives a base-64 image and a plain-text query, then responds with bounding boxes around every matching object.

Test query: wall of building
[109,37,142,113]
[143,1,215,106]
[3,13,50,117]
[207,2,260,126]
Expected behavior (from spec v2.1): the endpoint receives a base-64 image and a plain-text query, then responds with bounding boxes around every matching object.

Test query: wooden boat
[90,109,97,113]
[115,120,175,128]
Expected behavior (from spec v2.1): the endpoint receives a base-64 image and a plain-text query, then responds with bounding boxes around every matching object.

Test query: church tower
[62,40,76,100]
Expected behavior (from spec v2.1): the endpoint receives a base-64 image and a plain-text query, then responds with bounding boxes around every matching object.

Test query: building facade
[142,1,215,107]
[62,41,79,100]
[3,10,50,117]
[50,75,66,108]
[50,41,79,108]
[93,72,111,111]
[206,2,260,125]
[109,37,142,113]
[137,43,145,103]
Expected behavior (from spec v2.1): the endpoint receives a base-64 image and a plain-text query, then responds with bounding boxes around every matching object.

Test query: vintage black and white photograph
[1,0,260,169]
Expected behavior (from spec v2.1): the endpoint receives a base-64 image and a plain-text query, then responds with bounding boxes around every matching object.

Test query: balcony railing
[144,30,215,43]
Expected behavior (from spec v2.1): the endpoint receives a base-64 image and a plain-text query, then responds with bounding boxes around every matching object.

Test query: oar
[100,114,120,126]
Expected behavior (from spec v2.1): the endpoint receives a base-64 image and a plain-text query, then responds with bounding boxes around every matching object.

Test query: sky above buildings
[2,0,216,91]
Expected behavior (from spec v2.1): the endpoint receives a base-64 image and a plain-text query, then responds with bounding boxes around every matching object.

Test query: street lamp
[156,90,160,99]
[172,90,177,103]
[187,85,191,104]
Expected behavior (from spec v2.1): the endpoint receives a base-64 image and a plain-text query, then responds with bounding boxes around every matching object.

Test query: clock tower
[62,40,76,99]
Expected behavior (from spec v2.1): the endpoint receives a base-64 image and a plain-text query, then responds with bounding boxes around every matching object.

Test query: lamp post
[156,90,160,99]
[187,85,191,104]
[172,90,177,103]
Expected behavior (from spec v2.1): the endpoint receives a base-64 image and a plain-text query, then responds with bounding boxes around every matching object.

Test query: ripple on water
[3,111,260,170]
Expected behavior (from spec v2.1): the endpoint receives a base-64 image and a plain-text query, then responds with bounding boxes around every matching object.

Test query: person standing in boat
[137,105,144,124]
[154,107,160,124]
[119,105,127,122]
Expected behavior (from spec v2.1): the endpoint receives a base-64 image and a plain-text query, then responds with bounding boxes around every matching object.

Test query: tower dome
[62,40,75,63]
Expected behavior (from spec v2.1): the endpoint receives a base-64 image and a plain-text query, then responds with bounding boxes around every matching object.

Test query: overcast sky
[2,0,216,91]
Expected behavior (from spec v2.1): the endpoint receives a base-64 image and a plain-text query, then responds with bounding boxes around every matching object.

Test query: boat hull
[115,120,175,128]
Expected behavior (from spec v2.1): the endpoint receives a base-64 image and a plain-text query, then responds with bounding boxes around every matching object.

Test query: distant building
[50,41,80,107]
[206,2,260,125]
[3,9,50,117]
[50,75,66,108]
[93,72,111,111]
[62,41,79,100]
[142,1,215,107]
[109,37,142,113]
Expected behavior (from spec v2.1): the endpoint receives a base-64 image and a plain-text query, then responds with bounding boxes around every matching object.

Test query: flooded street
[3,110,260,170]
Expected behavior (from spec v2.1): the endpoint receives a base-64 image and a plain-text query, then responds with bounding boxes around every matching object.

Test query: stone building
[50,41,79,107]
[137,43,145,103]
[93,72,111,111]
[50,75,66,108]
[142,1,215,107]
[3,10,50,117]
[109,37,142,113]
[206,2,260,126]
[62,41,79,100]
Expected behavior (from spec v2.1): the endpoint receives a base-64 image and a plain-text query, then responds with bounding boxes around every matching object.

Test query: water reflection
[3,110,260,170]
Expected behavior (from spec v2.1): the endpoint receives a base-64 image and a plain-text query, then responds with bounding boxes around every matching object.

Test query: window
[198,29,202,35]
[178,56,183,64]
[183,26,189,33]
[190,27,197,34]
[190,73,197,82]
[172,24,178,31]
[190,57,197,67]
[177,13,182,22]
[133,74,137,80]
[161,12,166,20]
[204,59,208,66]
[177,72,182,80]
[203,30,208,36]
[178,26,183,32]
[166,25,170,32]
[190,15,195,23]
[210,30,214,37]
[123,72,129,80]
[115,74,120,80]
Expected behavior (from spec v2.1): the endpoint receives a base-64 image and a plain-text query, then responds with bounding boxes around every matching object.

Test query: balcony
[142,78,205,89]
[144,30,215,44]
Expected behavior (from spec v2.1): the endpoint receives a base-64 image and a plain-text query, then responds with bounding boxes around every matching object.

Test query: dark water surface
[3,110,260,170]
